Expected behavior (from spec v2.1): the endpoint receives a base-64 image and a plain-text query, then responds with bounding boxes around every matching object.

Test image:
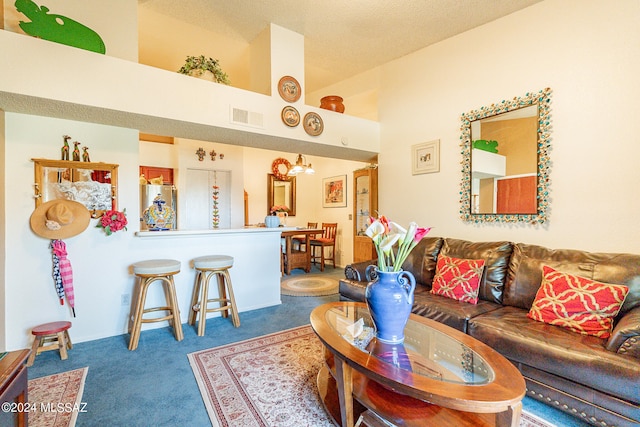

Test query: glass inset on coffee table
[310,302,526,427]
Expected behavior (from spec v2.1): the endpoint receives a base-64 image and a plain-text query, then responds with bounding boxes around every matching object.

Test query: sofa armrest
[344,260,377,281]
[606,306,640,358]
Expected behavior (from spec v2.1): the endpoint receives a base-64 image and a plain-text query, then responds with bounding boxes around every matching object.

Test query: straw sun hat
[30,199,91,239]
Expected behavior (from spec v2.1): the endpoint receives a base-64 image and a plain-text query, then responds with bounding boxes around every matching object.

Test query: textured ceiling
[138,0,542,93]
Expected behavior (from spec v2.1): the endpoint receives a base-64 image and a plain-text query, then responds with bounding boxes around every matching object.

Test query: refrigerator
[140,184,177,231]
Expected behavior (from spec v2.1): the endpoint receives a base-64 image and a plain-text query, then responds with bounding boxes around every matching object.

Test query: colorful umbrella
[50,240,65,305]
[51,239,76,317]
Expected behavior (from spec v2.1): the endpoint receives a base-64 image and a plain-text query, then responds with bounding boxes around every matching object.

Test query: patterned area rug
[280,275,339,296]
[189,326,555,427]
[28,367,88,427]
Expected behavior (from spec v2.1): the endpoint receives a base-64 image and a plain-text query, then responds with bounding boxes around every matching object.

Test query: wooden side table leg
[496,401,522,427]
[335,355,354,427]
[64,330,73,350]
[57,332,68,360]
[285,236,293,275]
[26,337,41,367]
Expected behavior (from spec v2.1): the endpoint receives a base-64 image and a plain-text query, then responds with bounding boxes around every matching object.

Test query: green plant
[178,55,230,85]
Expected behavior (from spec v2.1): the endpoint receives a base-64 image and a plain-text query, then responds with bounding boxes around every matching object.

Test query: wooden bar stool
[128,259,183,351]
[188,255,240,336]
[27,321,72,367]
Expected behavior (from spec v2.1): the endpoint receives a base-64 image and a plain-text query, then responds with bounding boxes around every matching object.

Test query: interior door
[496,175,537,214]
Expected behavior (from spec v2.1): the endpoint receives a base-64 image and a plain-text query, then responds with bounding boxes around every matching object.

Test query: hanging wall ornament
[212,171,220,229]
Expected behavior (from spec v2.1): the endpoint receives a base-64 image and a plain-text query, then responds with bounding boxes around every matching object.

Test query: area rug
[280,275,339,296]
[188,326,555,427]
[28,367,88,427]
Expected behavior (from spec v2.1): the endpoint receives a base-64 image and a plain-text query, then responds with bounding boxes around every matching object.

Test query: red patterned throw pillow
[527,265,629,338]
[431,255,486,304]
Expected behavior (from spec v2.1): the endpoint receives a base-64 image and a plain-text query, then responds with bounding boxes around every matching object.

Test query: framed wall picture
[322,175,347,208]
[412,139,440,175]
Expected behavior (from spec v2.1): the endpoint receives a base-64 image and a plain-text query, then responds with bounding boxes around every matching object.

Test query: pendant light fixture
[287,154,315,176]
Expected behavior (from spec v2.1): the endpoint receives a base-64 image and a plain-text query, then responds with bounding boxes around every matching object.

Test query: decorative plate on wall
[271,157,292,181]
[303,112,324,136]
[281,106,300,127]
[277,76,301,102]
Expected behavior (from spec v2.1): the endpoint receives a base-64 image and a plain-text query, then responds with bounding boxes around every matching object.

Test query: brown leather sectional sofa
[339,237,640,427]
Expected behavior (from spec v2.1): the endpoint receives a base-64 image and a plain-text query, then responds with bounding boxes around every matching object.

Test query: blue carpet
[28,268,591,427]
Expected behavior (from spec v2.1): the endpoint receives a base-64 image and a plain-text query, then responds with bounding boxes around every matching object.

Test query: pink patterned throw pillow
[527,265,629,338]
[431,255,486,304]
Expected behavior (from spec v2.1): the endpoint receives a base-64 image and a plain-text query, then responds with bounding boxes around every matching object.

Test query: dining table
[281,228,323,275]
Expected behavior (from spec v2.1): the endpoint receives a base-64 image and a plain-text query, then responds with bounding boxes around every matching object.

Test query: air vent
[230,107,264,129]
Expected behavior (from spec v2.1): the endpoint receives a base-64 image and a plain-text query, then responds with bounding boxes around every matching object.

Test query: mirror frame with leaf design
[460,88,552,224]
[267,173,296,216]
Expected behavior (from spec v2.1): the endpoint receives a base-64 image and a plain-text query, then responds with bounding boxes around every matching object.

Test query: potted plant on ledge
[178,55,230,85]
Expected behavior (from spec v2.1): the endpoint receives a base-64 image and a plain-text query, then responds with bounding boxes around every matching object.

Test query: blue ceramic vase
[365,266,416,344]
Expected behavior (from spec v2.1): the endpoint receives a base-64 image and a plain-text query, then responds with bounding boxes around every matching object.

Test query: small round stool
[188,255,240,336]
[128,259,183,351]
[27,321,72,367]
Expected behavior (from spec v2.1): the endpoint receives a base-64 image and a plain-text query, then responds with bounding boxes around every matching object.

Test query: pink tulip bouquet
[365,214,431,272]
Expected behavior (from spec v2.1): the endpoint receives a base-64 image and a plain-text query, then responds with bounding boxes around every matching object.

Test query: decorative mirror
[33,158,119,218]
[460,88,552,224]
[267,173,296,216]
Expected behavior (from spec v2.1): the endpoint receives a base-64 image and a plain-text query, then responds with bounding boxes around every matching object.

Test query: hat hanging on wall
[30,200,91,239]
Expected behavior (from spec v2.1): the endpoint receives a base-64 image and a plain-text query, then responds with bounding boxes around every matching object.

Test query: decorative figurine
[142,194,175,231]
[82,146,90,162]
[196,147,206,161]
[210,149,217,161]
[61,135,70,160]
[15,0,106,54]
[72,141,81,161]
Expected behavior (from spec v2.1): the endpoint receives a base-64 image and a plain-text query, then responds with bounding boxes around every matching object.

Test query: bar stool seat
[128,259,183,351]
[188,255,240,336]
[27,321,72,367]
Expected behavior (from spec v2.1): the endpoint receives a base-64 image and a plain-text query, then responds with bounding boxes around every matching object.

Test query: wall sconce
[287,154,315,176]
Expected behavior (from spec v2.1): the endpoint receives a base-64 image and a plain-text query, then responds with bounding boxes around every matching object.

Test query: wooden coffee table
[310,302,526,427]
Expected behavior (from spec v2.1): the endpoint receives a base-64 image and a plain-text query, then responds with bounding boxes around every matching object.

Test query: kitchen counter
[135,226,296,237]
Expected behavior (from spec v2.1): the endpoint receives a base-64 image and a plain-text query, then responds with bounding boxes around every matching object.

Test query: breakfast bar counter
[131,226,294,327]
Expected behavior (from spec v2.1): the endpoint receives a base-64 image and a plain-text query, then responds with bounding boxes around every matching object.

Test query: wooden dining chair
[310,223,337,271]
[292,222,318,251]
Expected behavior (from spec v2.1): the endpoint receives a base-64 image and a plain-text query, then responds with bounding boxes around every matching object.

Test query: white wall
[5,113,139,350]
[373,0,640,253]
[243,147,370,266]
[1,113,366,351]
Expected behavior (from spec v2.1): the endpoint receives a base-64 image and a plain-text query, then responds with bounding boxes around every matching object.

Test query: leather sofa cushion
[468,306,640,404]
[413,286,501,333]
[400,237,444,286]
[504,243,640,315]
[439,238,513,304]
